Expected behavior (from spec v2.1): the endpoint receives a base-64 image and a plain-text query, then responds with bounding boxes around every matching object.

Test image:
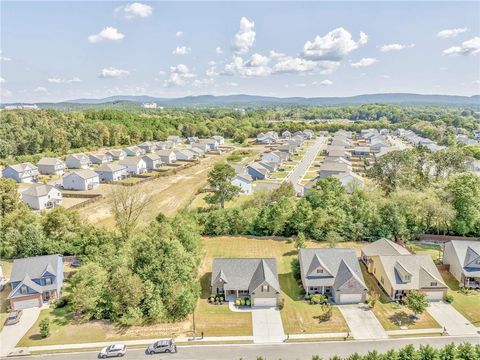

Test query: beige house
[362,239,447,301]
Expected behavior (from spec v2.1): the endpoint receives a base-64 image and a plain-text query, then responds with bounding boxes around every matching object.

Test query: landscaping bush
[310,294,328,305]
[245,298,251,306]
[304,294,311,301]
[278,298,285,310]
[209,296,215,303]
[235,299,241,306]
[291,258,301,281]
[445,294,454,303]
[219,296,224,302]
[39,318,50,338]
[53,296,69,309]
[240,298,246,306]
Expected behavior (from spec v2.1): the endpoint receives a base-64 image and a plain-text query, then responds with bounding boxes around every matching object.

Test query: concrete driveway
[0,307,41,357]
[339,304,388,340]
[251,308,285,343]
[427,302,479,336]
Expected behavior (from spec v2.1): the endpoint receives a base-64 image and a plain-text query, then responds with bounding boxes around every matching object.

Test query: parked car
[98,344,127,358]
[146,339,177,354]
[70,259,81,268]
[4,310,22,325]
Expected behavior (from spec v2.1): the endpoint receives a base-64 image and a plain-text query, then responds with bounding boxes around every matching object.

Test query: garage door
[253,298,277,307]
[339,294,363,304]
[425,291,444,301]
[12,298,40,310]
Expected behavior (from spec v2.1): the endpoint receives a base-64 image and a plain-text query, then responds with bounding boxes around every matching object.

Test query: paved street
[285,136,325,195]
[14,336,480,360]
[427,302,479,336]
[251,308,285,343]
[338,304,388,340]
[0,307,42,357]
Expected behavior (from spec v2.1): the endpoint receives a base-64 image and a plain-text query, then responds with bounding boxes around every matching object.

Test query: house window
[430,282,437,287]
[45,278,52,285]
[316,269,323,274]
[20,286,28,295]
[262,285,269,292]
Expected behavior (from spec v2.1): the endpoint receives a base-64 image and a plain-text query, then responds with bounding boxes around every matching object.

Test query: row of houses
[256,130,314,144]
[394,129,445,153]
[6,238,478,311]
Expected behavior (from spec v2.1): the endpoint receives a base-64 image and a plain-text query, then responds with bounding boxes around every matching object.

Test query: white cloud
[176,31,184,37]
[0,77,5,84]
[0,51,11,61]
[164,64,196,87]
[99,67,130,78]
[351,57,378,68]
[472,80,480,85]
[380,43,415,52]
[443,37,480,56]
[0,88,12,98]
[295,83,307,87]
[173,46,191,55]
[223,54,272,77]
[302,28,367,61]
[226,82,238,87]
[381,74,391,79]
[232,17,256,54]
[88,27,125,43]
[47,77,82,84]
[215,47,224,54]
[272,56,325,74]
[34,87,48,93]
[437,28,468,39]
[115,3,153,19]
[312,80,333,86]
[192,78,214,88]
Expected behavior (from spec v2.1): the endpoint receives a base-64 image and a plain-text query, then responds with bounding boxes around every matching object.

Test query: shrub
[304,294,311,301]
[310,294,328,305]
[291,259,301,281]
[278,298,285,310]
[235,299,241,306]
[245,299,251,306]
[219,296,224,302]
[319,303,333,321]
[445,294,454,303]
[240,298,246,306]
[39,318,50,338]
[53,296,69,308]
[215,296,219,302]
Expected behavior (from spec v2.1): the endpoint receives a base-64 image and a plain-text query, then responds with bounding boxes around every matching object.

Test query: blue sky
[1,1,479,103]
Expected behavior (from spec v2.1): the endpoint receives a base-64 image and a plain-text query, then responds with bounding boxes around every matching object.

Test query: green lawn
[270,172,288,179]
[361,265,441,330]
[440,271,480,326]
[303,172,318,180]
[408,242,442,262]
[118,176,149,184]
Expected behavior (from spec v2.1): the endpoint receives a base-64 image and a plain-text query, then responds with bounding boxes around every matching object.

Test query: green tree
[404,290,429,318]
[39,318,50,338]
[437,343,456,360]
[287,198,313,235]
[0,178,22,216]
[447,173,480,235]
[456,343,476,360]
[398,344,418,360]
[294,232,306,250]
[205,163,240,208]
[417,345,438,360]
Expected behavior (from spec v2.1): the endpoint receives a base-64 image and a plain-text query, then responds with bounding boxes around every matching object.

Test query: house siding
[443,242,463,283]
[250,281,279,300]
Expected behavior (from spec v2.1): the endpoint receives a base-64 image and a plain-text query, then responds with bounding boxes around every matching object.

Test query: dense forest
[1,105,479,163]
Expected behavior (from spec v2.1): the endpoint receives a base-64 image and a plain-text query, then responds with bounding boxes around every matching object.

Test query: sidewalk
[386,328,444,336]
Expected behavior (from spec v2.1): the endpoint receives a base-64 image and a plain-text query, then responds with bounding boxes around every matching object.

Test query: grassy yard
[0,260,13,332]
[270,172,288,179]
[118,176,150,184]
[303,172,318,180]
[361,265,441,330]
[440,271,480,326]
[408,242,442,262]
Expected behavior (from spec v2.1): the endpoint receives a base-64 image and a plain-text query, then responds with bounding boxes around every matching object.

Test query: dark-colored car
[146,339,177,355]
[5,310,23,325]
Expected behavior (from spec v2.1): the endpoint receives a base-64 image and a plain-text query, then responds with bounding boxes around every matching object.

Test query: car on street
[146,339,177,354]
[98,344,127,358]
[4,310,22,325]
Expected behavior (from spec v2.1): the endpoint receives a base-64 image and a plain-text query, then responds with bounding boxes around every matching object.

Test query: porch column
[236,290,238,298]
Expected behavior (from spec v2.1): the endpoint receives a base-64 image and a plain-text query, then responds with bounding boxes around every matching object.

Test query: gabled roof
[10,254,61,283]
[96,163,127,173]
[362,238,410,257]
[211,258,280,293]
[142,153,161,161]
[8,162,38,173]
[119,157,145,166]
[66,153,89,161]
[65,169,98,180]
[333,259,367,291]
[8,273,43,299]
[157,150,175,156]
[37,157,64,166]
[22,183,58,197]
[89,153,111,161]
[106,149,126,156]
[307,254,333,277]
[447,240,480,277]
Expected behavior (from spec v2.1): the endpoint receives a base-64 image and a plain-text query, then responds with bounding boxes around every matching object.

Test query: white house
[21,184,62,211]
[157,150,176,164]
[2,163,39,183]
[167,135,182,146]
[88,153,112,165]
[65,153,91,169]
[123,146,145,157]
[119,157,148,175]
[106,150,126,161]
[95,163,128,182]
[262,152,283,165]
[443,240,480,288]
[174,149,196,161]
[192,142,210,153]
[212,136,225,145]
[63,169,99,191]
[333,172,364,192]
[37,158,66,176]
[142,153,162,170]
[231,173,253,195]
[138,141,157,153]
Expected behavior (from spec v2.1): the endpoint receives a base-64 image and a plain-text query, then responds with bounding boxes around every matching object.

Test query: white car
[98,344,127,358]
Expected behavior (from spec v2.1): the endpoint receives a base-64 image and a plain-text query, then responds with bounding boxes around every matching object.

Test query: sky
[1,1,479,103]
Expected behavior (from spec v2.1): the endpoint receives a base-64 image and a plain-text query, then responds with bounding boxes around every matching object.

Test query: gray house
[63,169,99,190]
[299,248,368,304]
[88,153,112,165]
[65,153,91,169]
[443,240,480,288]
[123,146,145,157]
[157,150,176,164]
[95,163,128,182]
[211,258,280,307]
[37,157,66,175]
[142,153,162,170]
[138,141,157,153]
[106,150,126,161]
[2,163,39,183]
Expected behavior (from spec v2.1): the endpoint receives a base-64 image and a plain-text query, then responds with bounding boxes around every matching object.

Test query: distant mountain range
[4,93,480,108]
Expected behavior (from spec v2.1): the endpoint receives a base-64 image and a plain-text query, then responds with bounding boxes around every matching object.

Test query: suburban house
[138,141,157,153]
[62,169,100,191]
[443,240,480,288]
[167,135,182,146]
[361,239,447,301]
[282,130,291,139]
[276,144,296,154]
[88,153,112,165]
[187,136,199,144]
[37,157,66,175]
[123,146,145,157]
[353,146,371,156]
[189,147,205,157]
[198,138,219,151]
[246,162,270,180]
[262,151,286,165]
[65,153,91,169]
[21,184,62,211]
[192,142,210,153]
[95,163,128,182]
[155,141,172,150]
[256,132,278,144]
[142,153,162,170]
[2,163,39,183]
[211,258,281,307]
[119,157,148,175]
[318,162,352,179]
[298,248,368,304]
[106,150,127,161]
[231,172,254,195]
[174,149,196,161]
[333,172,364,191]
[8,254,64,310]
[157,150,176,164]
[212,135,225,145]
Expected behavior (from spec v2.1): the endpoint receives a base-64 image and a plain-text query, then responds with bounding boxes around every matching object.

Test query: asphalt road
[285,136,325,195]
[17,336,480,360]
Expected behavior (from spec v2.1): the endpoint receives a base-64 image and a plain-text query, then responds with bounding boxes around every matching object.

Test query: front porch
[462,276,480,288]
[306,286,333,297]
[224,289,250,302]
[41,290,58,303]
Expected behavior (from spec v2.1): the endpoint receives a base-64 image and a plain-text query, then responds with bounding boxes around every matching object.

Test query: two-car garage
[252,297,277,307]
[11,295,42,311]
[337,293,364,304]
[424,290,445,302]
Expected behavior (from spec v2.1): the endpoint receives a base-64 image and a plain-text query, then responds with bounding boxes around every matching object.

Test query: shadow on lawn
[388,311,418,327]
[279,273,303,302]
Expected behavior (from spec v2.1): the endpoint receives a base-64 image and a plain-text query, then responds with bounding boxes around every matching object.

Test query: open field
[361,265,441,330]
[440,271,480,326]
